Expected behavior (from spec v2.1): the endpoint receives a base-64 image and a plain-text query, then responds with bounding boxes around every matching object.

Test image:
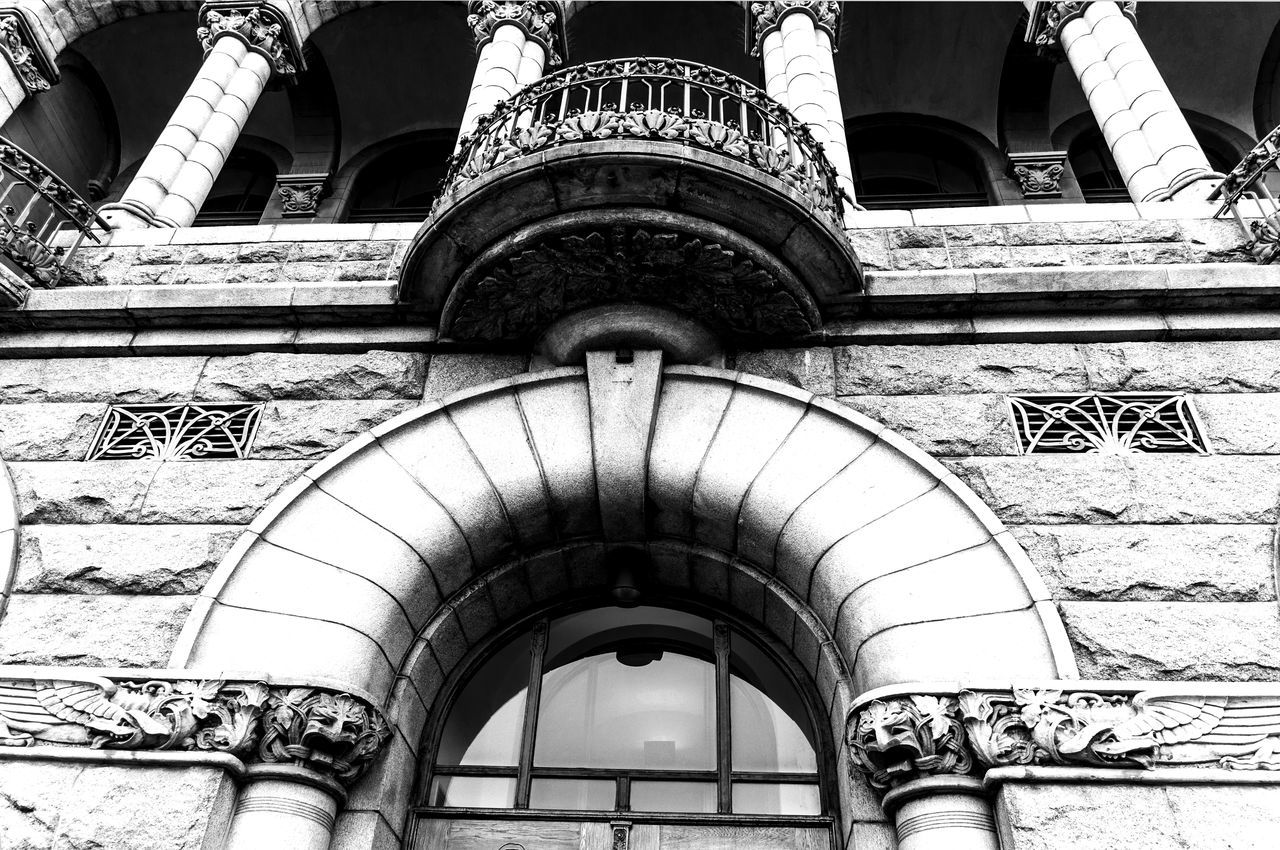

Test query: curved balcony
[399,57,862,343]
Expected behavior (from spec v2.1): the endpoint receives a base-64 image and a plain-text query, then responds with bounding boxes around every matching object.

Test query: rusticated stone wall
[737,340,1280,682]
[0,340,1276,682]
[0,762,235,850]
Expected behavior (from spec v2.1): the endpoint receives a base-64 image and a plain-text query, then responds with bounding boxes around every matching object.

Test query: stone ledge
[985,765,1280,788]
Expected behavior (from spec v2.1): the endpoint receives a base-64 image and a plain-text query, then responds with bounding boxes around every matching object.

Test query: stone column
[223,768,343,850]
[457,1,562,149]
[1028,1,1217,201]
[883,778,999,850]
[750,1,857,211]
[100,6,300,229]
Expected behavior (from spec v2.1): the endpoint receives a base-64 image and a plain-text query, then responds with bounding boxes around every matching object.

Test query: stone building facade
[0,1,1277,848]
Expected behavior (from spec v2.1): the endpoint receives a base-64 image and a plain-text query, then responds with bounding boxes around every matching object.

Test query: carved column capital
[1008,150,1068,198]
[197,3,302,78]
[0,672,391,786]
[1025,1,1138,55]
[0,8,57,95]
[846,682,1280,797]
[467,1,563,67]
[275,173,330,217]
[748,1,841,57]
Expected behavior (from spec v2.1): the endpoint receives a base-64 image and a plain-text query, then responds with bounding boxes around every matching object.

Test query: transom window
[194,149,275,226]
[426,606,822,816]
[848,125,988,209]
[347,137,454,222]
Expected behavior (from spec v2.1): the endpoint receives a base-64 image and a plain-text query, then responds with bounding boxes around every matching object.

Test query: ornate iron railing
[441,57,849,223]
[0,136,106,287]
[1211,124,1280,263]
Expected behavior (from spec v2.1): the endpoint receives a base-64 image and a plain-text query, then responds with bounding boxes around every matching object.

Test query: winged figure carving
[0,675,172,748]
[1060,693,1280,769]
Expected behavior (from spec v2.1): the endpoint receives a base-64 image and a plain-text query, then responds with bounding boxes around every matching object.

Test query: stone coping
[845,199,1249,228]
[984,766,1280,789]
[0,746,248,778]
[851,679,1280,711]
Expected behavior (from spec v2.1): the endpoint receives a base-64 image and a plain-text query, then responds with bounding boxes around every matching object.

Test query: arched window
[194,149,276,226]
[1068,131,1128,204]
[426,605,823,816]
[848,126,989,209]
[346,137,454,222]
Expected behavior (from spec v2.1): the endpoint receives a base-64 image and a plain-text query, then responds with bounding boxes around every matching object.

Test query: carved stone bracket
[197,3,302,78]
[467,1,563,67]
[275,172,330,218]
[1025,1,1138,56]
[748,1,841,57]
[1008,151,1068,199]
[0,9,57,94]
[847,683,1280,792]
[0,672,391,786]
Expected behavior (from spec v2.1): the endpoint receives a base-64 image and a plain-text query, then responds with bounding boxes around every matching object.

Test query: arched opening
[172,363,1072,848]
[1068,129,1128,204]
[847,123,991,209]
[192,147,277,227]
[565,1,754,79]
[346,135,454,222]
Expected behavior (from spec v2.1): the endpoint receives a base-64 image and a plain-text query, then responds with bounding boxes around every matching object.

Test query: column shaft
[763,8,857,211]
[456,23,542,149]
[104,36,271,228]
[884,779,1001,850]
[223,778,339,850]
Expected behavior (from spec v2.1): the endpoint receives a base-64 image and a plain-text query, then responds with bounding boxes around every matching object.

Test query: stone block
[120,264,178,286]
[140,460,312,523]
[183,244,238,264]
[422,353,527,400]
[0,357,206,403]
[224,263,284,285]
[168,263,233,286]
[16,524,238,594]
[1001,222,1065,246]
[889,226,945,249]
[892,247,950,270]
[1058,221,1123,243]
[943,224,1005,246]
[1127,242,1191,264]
[1180,218,1251,262]
[834,344,1087,395]
[1066,244,1130,264]
[1007,245,1068,266]
[837,394,1017,456]
[69,245,139,285]
[1080,341,1280,392]
[1060,600,1280,679]
[948,246,1013,268]
[1192,393,1280,452]
[10,461,157,523]
[997,782,1280,850]
[134,245,189,265]
[0,762,235,850]
[0,594,192,666]
[196,351,427,400]
[735,348,834,394]
[949,455,1280,524]
[1117,219,1183,243]
[253,400,416,458]
[339,241,400,262]
[280,260,339,282]
[844,230,890,271]
[336,259,392,281]
[0,403,102,460]
[237,242,290,263]
[1011,524,1275,601]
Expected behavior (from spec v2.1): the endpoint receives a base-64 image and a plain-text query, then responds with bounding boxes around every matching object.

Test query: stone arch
[0,457,16,624]
[170,362,1073,840]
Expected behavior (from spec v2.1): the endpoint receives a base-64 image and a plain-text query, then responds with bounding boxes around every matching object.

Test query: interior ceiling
[312,2,473,169]
[565,1,755,80]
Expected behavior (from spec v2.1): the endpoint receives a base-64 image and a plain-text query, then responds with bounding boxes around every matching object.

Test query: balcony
[0,136,106,308]
[399,57,863,343]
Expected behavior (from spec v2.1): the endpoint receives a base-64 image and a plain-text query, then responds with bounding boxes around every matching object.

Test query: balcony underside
[399,141,862,343]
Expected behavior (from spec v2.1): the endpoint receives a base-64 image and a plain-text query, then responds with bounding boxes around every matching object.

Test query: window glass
[529,778,615,810]
[732,783,821,816]
[348,137,454,222]
[849,126,987,209]
[429,776,516,809]
[194,149,274,226]
[630,781,718,813]
[730,628,817,773]
[436,631,531,767]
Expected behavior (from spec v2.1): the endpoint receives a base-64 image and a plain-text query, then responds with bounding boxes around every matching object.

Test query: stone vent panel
[86,402,264,461]
[1007,393,1209,455]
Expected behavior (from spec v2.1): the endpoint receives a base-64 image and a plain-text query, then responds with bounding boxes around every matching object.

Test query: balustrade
[1212,126,1280,263]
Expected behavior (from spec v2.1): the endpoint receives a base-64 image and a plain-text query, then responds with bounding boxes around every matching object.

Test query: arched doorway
[170,356,1073,847]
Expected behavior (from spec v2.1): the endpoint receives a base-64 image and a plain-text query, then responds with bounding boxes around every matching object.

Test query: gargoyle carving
[846,695,972,789]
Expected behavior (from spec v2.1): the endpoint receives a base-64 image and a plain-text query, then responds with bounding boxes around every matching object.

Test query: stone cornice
[197,2,303,78]
[1025,1,1137,55]
[0,668,390,787]
[847,681,1280,792]
[747,1,841,57]
[0,7,57,95]
[467,1,563,67]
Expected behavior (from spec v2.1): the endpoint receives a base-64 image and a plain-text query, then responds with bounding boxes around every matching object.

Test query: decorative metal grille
[1007,393,1210,455]
[85,402,264,461]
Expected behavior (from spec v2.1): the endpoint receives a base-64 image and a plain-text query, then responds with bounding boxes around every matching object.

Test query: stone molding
[848,682,1280,792]
[275,173,331,218]
[1025,1,1138,54]
[748,1,841,57]
[0,669,390,786]
[466,1,562,67]
[196,3,302,78]
[0,8,57,94]
[1008,151,1068,199]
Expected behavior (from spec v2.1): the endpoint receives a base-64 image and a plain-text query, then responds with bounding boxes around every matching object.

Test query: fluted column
[101,6,300,229]
[1028,1,1217,201]
[457,1,562,149]
[750,2,857,211]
